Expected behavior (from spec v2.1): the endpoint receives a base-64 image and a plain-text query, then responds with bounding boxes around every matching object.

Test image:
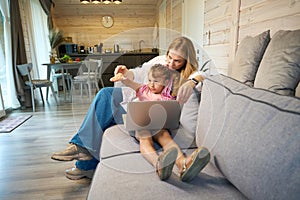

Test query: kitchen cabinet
[68,52,158,87]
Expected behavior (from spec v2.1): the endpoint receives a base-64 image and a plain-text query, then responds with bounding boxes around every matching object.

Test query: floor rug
[0,115,32,133]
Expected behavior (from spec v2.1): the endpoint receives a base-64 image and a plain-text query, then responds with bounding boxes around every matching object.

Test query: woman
[51,36,205,180]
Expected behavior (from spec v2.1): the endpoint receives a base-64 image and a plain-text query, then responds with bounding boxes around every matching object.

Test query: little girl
[110,64,210,182]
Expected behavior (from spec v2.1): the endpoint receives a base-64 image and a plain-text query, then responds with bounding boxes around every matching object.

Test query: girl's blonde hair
[148,64,178,97]
[148,64,172,83]
[166,37,198,95]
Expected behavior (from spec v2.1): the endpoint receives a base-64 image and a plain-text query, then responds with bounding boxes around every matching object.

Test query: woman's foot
[180,147,210,182]
[51,144,93,161]
[65,167,95,180]
[156,147,178,181]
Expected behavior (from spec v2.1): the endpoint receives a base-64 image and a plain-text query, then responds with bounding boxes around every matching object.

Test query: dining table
[43,62,82,102]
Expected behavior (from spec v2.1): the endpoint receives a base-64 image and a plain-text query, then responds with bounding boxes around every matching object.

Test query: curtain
[24,0,51,80]
[39,0,54,29]
[0,0,21,109]
[10,0,30,108]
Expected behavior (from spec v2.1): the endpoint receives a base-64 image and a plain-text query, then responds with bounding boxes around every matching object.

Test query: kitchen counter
[67,52,159,87]
[68,51,158,57]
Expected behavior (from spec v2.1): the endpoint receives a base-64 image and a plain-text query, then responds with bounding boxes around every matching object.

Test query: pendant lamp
[80,0,90,4]
[113,0,122,4]
[103,0,112,4]
[92,0,101,4]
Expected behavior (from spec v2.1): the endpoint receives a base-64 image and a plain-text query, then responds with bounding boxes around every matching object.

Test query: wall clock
[102,15,114,28]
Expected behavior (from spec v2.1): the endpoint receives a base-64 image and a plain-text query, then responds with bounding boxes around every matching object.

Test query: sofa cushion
[100,125,140,159]
[230,30,270,86]
[179,89,200,140]
[254,29,300,96]
[100,124,197,160]
[196,74,300,200]
[88,154,247,200]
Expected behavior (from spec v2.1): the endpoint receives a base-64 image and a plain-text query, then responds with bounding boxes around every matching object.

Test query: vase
[50,55,55,64]
[50,49,57,64]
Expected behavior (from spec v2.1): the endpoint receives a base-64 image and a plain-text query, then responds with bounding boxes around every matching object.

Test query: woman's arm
[114,65,134,80]
[176,74,204,104]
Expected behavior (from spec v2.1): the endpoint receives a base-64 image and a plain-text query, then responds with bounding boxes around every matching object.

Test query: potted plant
[48,28,64,63]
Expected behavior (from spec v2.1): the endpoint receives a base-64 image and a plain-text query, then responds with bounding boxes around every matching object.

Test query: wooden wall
[203,0,300,75]
[52,3,158,52]
[156,0,182,51]
[166,0,182,43]
[20,0,300,75]
[203,0,233,74]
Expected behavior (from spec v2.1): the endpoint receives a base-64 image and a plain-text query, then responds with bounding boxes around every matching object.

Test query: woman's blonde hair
[167,37,198,95]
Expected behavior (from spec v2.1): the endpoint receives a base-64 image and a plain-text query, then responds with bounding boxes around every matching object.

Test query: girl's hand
[176,81,194,104]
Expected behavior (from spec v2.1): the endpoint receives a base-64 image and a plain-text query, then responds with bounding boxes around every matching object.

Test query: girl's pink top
[136,79,175,101]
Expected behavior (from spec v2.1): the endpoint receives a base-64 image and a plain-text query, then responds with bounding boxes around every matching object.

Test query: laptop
[124,100,181,131]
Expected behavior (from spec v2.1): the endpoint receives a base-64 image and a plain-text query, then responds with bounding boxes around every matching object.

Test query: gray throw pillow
[254,29,300,96]
[230,30,270,86]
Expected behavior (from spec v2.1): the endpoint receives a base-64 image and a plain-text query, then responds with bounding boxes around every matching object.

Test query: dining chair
[51,66,72,95]
[71,60,101,100]
[89,59,104,88]
[17,63,59,112]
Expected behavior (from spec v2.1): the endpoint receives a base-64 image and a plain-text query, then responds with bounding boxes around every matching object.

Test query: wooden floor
[0,94,94,200]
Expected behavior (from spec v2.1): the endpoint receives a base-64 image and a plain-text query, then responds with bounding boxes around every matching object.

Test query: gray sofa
[87,29,300,200]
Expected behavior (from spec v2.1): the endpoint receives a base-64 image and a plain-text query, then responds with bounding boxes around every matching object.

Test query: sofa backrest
[196,74,300,200]
[229,29,300,97]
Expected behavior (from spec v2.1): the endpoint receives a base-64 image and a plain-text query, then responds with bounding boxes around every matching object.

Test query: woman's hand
[114,65,134,81]
[176,81,194,104]
[114,65,128,76]
[110,73,124,82]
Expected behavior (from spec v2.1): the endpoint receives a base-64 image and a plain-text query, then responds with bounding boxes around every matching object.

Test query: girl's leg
[137,130,178,181]
[155,130,210,182]
[153,130,185,171]
[136,130,158,166]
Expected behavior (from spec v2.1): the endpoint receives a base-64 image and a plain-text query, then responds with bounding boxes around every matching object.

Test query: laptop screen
[124,100,181,131]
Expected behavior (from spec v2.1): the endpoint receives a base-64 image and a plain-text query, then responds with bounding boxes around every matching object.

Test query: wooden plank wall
[157,0,182,49]
[20,0,300,75]
[52,3,158,52]
[167,0,182,43]
[203,0,300,75]
[203,0,232,75]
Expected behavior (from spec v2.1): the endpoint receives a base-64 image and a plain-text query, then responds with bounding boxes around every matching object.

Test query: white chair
[51,66,72,95]
[71,60,101,100]
[89,59,104,88]
[17,63,59,112]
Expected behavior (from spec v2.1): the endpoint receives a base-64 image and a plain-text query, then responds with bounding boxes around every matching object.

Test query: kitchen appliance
[58,44,78,57]
[97,43,103,53]
[79,45,85,54]
[88,46,94,54]
[114,44,120,53]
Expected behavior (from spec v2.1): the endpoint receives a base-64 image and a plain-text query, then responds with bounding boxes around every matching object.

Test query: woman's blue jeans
[70,87,126,171]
